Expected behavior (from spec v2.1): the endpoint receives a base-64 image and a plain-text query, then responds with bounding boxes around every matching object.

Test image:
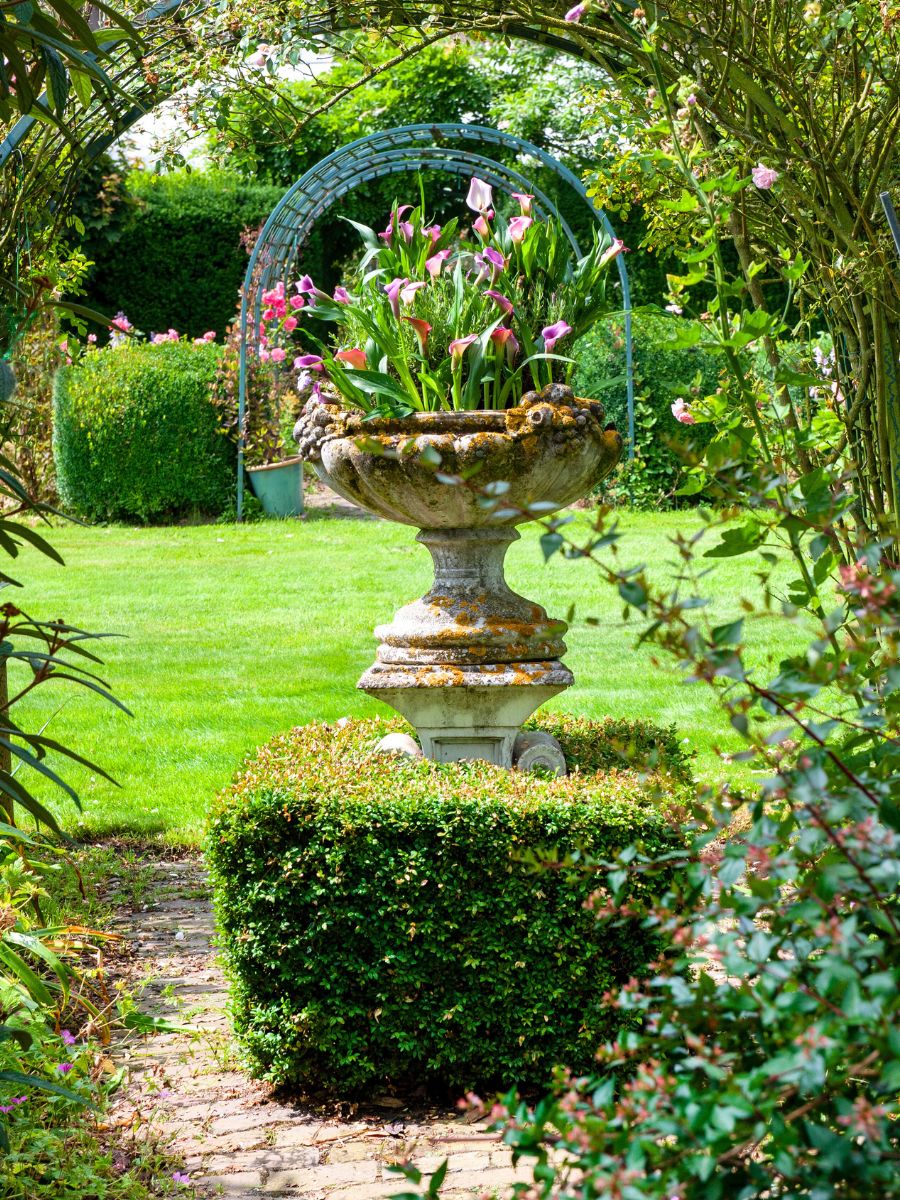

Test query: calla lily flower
[466,177,494,214]
[400,281,427,303]
[297,275,330,305]
[403,317,432,352]
[511,192,534,216]
[294,353,325,372]
[484,290,514,316]
[599,237,628,267]
[425,249,452,278]
[508,216,533,243]
[333,286,352,304]
[565,1,589,21]
[541,320,573,352]
[475,247,507,284]
[490,327,520,363]
[423,224,442,244]
[473,215,491,239]
[449,334,478,362]
[384,277,409,319]
[335,348,367,369]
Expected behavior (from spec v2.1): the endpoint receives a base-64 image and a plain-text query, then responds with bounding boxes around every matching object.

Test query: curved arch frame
[237,122,634,518]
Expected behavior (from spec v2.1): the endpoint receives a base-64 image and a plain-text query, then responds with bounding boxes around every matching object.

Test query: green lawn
[13,511,808,844]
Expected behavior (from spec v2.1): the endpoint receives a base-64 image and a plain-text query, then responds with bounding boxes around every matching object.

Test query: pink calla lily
[508,215,533,243]
[335,348,367,369]
[466,177,494,214]
[511,192,534,216]
[425,249,452,278]
[400,281,427,303]
[490,327,520,363]
[333,286,352,304]
[449,334,478,362]
[599,237,629,267]
[484,290,514,316]
[541,320,573,352]
[403,317,432,352]
[384,277,409,319]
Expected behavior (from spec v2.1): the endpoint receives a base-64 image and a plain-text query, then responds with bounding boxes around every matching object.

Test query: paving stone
[273,1124,324,1148]
[200,1147,319,1174]
[197,1171,264,1192]
[263,1161,380,1192]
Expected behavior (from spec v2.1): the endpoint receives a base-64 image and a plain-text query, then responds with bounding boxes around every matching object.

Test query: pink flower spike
[167,329,179,341]
[449,334,478,362]
[671,397,696,424]
[484,290,514,316]
[384,277,409,319]
[565,1,589,20]
[542,320,573,352]
[511,192,534,216]
[283,316,298,333]
[289,295,305,310]
[333,286,351,304]
[270,347,286,364]
[87,333,97,344]
[334,348,367,369]
[403,317,432,352]
[751,162,779,189]
[425,249,451,278]
[203,331,216,341]
[259,349,270,362]
[61,1030,76,1046]
[294,354,325,372]
[400,281,427,304]
[466,177,494,214]
[110,312,132,333]
[508,215,533,243]
[151,333,167,345]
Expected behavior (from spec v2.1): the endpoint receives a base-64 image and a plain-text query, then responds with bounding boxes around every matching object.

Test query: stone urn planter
[296,384,622,771]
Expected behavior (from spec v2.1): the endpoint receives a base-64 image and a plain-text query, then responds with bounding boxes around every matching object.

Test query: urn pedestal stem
[358,527,573,769]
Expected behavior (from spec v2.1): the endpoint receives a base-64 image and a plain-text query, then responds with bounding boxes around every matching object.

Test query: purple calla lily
[384,277,409,319]
[541,320,573,352]
[425,249,452,278]
[449,334,478,362]
[508,216,533,243]
[294,353,325,372]
[484,289,514,316]
[333,286,352,304]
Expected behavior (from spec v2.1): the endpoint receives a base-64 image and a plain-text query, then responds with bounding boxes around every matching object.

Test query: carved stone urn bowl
[298,384,623,771]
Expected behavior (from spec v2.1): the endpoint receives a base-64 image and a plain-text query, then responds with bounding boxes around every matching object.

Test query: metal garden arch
[236,122,634,519]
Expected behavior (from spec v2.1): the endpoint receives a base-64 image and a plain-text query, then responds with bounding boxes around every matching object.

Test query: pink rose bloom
[333,286,351,304]
[565,2,589,21]
[466,177,494,214]
[87,333,97,344]
[167,329,179,341]
[283,316,298,332]
[110,312,132,333]
[751,162,779,190]
[259,348,270,362]
[262,307,276,322]
[449,334,478,362]
[541,320,573,352]
[671,398,696,424]
[511,192,534,216]
[425,249,452,278]
[270,347,286,364]
[334,348,367,369]
[508,215,533,243]
[289,295,305,310]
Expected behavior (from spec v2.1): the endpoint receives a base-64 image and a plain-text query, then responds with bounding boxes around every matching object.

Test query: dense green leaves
[53,341,234,522]
[207,715,689,1093]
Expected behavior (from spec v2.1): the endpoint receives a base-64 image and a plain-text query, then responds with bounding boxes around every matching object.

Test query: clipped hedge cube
[53,341,232,523]
[208,717,688,1094]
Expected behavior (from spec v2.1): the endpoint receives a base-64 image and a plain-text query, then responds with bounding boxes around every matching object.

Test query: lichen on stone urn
[295,383,623,528]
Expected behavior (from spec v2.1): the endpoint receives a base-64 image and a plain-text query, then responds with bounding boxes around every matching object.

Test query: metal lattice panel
[235,122,634,517]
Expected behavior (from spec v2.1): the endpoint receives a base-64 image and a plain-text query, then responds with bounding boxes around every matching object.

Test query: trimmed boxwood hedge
[207,716,689,1094]
[53,342,233,523]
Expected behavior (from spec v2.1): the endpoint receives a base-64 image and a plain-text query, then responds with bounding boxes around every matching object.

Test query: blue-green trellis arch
[237,122,634,519]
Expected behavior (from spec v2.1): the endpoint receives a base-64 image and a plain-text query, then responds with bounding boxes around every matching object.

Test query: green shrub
[207,716,688,1094]
[53,342,233,522]
[574,313,721,508]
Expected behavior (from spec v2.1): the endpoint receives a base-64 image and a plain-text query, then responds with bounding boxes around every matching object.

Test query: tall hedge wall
[83,172,284,340]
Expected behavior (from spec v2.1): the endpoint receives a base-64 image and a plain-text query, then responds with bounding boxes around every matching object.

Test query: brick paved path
[111,860,529,1199]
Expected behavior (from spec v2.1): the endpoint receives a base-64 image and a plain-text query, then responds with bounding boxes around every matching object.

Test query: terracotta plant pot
[296,384,623,770]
